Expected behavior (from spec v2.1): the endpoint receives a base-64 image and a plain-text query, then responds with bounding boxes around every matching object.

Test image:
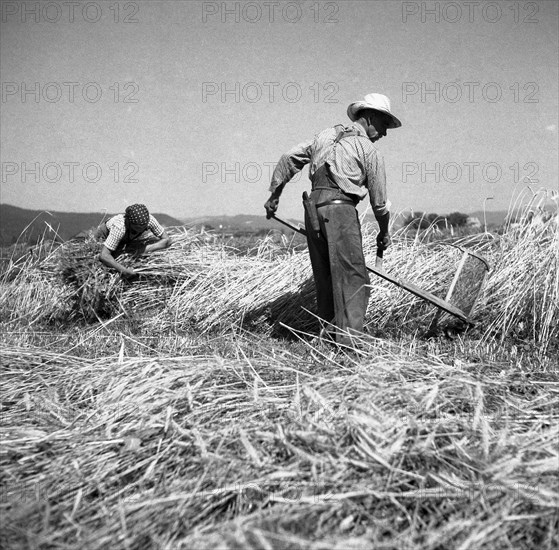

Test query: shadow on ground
[242,277,321,339]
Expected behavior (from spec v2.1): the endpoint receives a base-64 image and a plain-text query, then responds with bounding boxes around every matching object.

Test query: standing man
[96,203,171,279]
[264,93,401,346]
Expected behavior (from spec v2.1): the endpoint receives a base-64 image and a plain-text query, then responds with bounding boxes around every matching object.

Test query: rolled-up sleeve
[366,149,389,216]
[104,226,125,251]
[269,139,313,194]
[148,215,165,238]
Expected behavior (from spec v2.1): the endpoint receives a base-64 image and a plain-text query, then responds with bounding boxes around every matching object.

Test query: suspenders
[333,124,360,144]
[311,125,361,198]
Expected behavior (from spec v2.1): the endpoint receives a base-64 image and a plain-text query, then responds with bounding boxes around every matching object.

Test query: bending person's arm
[99,245,137,278]
[144,217,171,253]
[145,229,171,253]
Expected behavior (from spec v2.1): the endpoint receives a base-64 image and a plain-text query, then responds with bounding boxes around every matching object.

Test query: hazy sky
[1,0,558,221]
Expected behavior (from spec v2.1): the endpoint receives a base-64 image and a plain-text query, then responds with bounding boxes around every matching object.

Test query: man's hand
[376,232,392,251]
[264,194,280,219]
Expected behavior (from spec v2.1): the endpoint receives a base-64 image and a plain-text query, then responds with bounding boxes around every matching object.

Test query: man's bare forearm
[375,211,390,235]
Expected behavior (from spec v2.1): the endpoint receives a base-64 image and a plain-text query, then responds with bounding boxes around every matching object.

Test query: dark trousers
[305,188,370,345]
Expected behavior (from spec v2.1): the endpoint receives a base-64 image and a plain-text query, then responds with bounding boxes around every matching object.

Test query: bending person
[96,203,171,279]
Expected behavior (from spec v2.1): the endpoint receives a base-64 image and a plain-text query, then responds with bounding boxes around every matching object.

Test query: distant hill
[0,204,183,245]
[385,210,510,229]
[1,205,530,246]
[185,211,516,233]
[183,214,302,234]
[462,208,556,227]
[468,210,508,227]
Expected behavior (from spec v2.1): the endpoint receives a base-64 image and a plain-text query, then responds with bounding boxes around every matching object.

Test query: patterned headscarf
[124,204,150,242]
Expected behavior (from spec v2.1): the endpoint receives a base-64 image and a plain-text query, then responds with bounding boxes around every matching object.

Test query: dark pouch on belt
[302,191,321,234]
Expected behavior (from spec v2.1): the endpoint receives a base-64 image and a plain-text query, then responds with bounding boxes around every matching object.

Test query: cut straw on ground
[1,335,557,549]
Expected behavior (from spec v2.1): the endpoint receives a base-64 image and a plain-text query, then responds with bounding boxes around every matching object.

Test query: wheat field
[1,195,557,549]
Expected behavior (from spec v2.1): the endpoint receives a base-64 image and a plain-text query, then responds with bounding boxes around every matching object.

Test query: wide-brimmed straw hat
[347,93,402,128]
